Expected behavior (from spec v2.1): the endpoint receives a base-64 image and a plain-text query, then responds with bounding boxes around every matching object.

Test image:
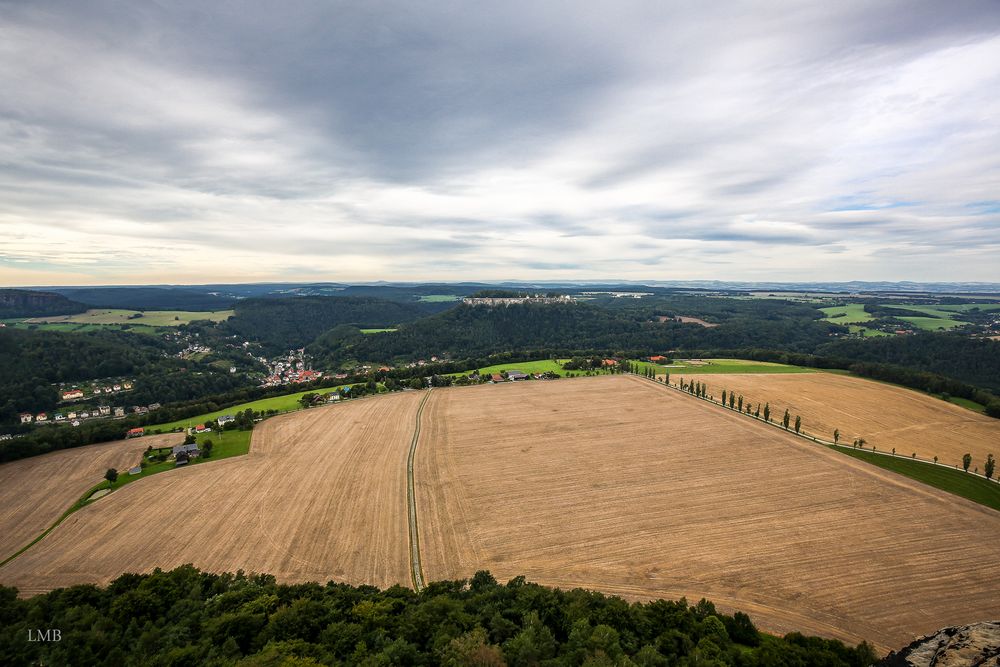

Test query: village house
[113,407,125,417]
[123,381,133,390]
[68,411,77,419]
[19,413,32,424]
[491,373,505,382]
[172,443,200,466]
[80,411,90,419]
[71,420,80,427]
[54,413,65,421]
[602,359,618,367]
[36,413,48,422]
[649,355,668,362]
[113,384,121,391]
[148,403,161,411]
[217,414,235,426]
[194,424,208,433]
[127,427,144,438]
[98,405,111,416]
[62,389,84,400]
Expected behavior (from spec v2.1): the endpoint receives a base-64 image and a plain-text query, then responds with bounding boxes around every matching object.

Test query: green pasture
[898,316,964,331]
[819,303,873,323]
[835,447,1000,512]
[946,396,986,414]
[452,359,569,377]
[147,384,361,433]
[417,295,462,302]
[25,308,233,328]
[935,303,1000,312]
[636,358,814,375]
[848,324,891,337]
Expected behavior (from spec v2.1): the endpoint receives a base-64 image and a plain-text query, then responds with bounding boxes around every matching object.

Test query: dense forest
[0,289,87,318]
[44,286,236,311]
[816,334,1000,392]
[307,301,840,368]
[0,565,878,666]
[224,296,452,351]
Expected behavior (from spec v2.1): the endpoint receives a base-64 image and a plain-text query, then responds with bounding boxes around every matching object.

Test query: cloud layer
[2,1,999,284]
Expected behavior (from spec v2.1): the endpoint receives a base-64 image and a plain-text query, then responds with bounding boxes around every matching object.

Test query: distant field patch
[25,309,234,328]
[417,295,462,302]
[819,303,872,324]
[898,316,964,331]
[360,328,397,334]
[848,325,891,337]
[147,384,362,432]
[453,359,569,377]
[638,358,813,375]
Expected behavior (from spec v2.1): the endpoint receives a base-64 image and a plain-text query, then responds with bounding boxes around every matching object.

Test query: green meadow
[417,294,462,302]
[819,303,873,323]
[836,447,1000,512]
[635,358,814,375]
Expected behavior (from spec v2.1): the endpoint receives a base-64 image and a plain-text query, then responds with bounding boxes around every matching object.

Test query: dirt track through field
[415,375,1000,651]
[0,433,179,562]
[0,392,422,595]
[676,372,1000,470]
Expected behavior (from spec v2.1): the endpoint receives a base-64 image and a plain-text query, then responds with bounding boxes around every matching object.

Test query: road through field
[0,392,422,595]
[681,372,1000,470]
[415,375,1000,651]
[0,433,180,563]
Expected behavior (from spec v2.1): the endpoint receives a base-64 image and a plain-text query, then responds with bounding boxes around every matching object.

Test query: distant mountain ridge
[17,280,1000,297]
[0,289,87,318]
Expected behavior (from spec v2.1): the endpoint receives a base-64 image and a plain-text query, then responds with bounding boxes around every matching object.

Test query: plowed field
[675,372,1000,469]
[415,375,1000,650]
[0,433,178,562]
[0,392,421,594]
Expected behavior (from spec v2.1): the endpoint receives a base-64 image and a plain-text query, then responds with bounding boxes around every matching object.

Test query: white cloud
[0,1,998,284]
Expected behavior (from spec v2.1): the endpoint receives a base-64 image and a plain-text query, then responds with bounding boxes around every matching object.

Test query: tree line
[0,565,878,666]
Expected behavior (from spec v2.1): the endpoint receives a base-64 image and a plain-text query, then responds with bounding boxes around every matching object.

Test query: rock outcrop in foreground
[880,621,1000,666]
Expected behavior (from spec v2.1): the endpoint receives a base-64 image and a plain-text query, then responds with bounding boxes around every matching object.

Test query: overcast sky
[2,1,999,285]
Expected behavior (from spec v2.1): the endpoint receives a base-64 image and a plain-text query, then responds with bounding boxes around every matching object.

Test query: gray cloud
[1,0,999,284]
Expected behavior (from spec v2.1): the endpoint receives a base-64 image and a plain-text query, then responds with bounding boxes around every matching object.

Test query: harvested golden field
[676,372,1000,470]
[0,392,421,595]
[415,375,1000,651]
[0,433,179,562]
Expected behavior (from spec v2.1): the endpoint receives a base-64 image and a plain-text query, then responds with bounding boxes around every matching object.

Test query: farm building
[172,443,200,466]
[217,414,235,426]
[649,355,668,362]
[126,427,144,438]
[507,371,529,380]
[194,424,208,433]
[491,373,505,382]
[602,359,618,367]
